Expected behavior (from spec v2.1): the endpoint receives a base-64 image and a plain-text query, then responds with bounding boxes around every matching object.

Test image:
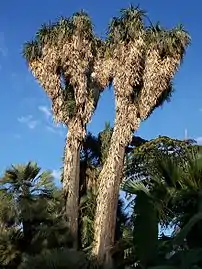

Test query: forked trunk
[63,120,84,249]
[92,112,140,266]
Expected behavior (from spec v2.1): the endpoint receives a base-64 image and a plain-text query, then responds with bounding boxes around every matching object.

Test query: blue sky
[0,0,202,181]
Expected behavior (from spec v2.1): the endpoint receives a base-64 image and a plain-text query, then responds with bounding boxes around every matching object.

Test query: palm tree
[166,153,202,250]
[0,162,52,266]
[92,5,190,264]
[23,11,112,248]
[0,162,73,268]
[123,151,202,268]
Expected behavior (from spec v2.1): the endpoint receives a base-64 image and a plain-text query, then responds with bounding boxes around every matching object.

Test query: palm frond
[122,180,151,197]
[71,10,94,39]
[0,190,18,227]
[23,41,42,62]
[146,23,190,60]
[0,228,23,267]
[107,5,145,44]
[35,22,58,45]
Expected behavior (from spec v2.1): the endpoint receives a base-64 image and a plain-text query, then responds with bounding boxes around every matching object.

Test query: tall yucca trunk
[92,97,140,265]
[61,38,110,248]
[63,120,84,248]
[29,55,84,247]
[92,128,125,266]
[92,38,144,265]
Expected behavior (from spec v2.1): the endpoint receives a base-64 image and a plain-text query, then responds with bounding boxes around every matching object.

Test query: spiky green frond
[0,161,73,269]
[23,11,96,63]
[146,23,190,59]
[167,24,191,58]
[23,41,42,62]
[0,162,57,230]
[123,180,151,197]
[35,22,58,45]
[56,17,74,42]
[0,162,54,196]
[23,20,72,62]
[71,10,93,38]
[107,5,145,44]
[79,190,97,248]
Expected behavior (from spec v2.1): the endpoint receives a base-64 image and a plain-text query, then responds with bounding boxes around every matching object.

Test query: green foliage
[98,122,113,164]
[20,248,89,269]
[2,137,202,269]
[62,78,77,119]
[124,136,194,182]
[107,5,145,44]
[71,10,94,39]
[0,162,72,269]
[133,192,158,267]
[22,11,95,62]
[123,180,159,267]
[80,190,97,248]
[123,147,202,268]
[145,23,190,59]
[0,228,22,268]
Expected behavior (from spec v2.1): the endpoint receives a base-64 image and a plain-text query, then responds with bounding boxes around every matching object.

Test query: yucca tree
[92,5,190,264]
[23,11,112,248]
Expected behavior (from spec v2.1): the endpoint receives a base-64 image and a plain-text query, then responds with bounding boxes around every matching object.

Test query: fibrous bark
[139,49,182,119]
[92,26,189,265]
[93,96,141,264]
[25,17,112,248]
[63,119,83,248]
[29,46,64,123]
[92,34,145,264]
